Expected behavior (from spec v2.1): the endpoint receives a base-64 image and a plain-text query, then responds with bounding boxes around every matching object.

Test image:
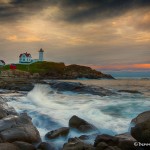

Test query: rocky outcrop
[131,111,150,125]
[1,63,114,79]
[0,79,45,91]
[131,119,150,143]
[49,81,115,96]
[69,115,97,132]
[0,113,41,143]
[63,64,114,79]
[45,127,70,139]
[0,97,41,149]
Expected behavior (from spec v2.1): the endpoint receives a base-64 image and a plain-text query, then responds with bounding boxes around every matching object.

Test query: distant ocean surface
[1,79,150,144]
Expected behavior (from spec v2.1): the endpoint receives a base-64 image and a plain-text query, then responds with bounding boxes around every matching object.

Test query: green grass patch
[2,61,65,74]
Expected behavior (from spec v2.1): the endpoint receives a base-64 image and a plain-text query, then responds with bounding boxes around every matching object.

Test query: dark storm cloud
[0,0,150,23]
[58,0,150,23]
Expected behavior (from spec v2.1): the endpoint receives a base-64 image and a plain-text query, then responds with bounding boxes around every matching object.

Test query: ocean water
[1,79,150,146]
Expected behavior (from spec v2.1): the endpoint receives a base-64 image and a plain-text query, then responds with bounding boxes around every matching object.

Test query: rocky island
[0,61,114,79]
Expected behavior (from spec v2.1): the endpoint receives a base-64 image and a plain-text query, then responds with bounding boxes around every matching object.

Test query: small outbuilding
[0,60,5,66]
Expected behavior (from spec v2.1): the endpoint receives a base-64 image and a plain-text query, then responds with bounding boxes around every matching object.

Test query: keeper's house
[19,52,32,63]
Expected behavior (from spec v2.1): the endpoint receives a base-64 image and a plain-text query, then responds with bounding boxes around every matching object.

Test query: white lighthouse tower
[39,48,44,61]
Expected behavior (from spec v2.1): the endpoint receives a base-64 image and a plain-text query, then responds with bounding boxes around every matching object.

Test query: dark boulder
[13,141,36,150]
[49,81,115,96]
[69,115,97,132]
[0,143,20,150]
[131,119,150,143]
[45,127,69,139]
[131,111,150,125]
[94,134,137,150]
[63,137,95,150]
[0,113,41,143]
[38,142,57,150]
[115,132,136,141]
[94,134,119,147]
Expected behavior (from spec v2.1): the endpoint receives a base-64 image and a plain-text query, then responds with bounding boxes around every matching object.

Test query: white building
[19,52,32,63]
[0,60,5,66]
[39,48,44,61]
[19,49,44,64]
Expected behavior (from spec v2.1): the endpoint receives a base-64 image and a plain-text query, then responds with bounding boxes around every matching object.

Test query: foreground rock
[49,81,115,96]
[0,97,41,144]
[63,137,95,150]
[45,127,70,139]
[38,142,57,150]
[13,141,36,150]
[69,115,97,132]
[0,143,20,150]
[0,113,41,143]
[94,134,137,150]
[131,111,150,125]
[131,119,150,143]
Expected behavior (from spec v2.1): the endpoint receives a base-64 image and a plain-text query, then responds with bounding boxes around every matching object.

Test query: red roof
[0,60,5,64]
[19,52,31,58]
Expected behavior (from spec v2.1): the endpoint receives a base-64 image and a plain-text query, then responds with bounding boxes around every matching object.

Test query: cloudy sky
[0,0,150,73]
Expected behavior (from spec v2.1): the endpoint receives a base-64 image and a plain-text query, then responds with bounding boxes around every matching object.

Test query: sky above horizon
[0,0,150,72]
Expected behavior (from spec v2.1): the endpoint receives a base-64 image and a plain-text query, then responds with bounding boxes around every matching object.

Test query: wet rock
[94,134,119,147]
[131,111,150,125]
[38,142,56,150]
[69,115,97,132]
[0,143,20,150]
[118,140,136,150]
[13,141,36,150]
[105,146,121,150]
[118,90,141,94]
[45,127,69,139]
[63,137,95,150]
[49,81,115,96]
[115,132,136,141]
[95,142,108,150]
[131,119,150,143]
[0,79,45,91]
[94,134,136,150]
[79,135,90,140]
[0,113,41,143]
